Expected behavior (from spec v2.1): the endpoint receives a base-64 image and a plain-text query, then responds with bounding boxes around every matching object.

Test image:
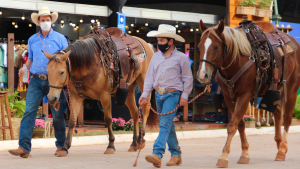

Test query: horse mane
[62,37,100,71]
[202,27,252,62]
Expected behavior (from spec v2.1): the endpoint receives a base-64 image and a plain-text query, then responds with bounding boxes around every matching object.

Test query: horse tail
[146,90,158,129]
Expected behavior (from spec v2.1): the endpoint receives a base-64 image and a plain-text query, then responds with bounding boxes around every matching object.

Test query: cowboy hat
[147,24,185,43]
[31,6,58,26]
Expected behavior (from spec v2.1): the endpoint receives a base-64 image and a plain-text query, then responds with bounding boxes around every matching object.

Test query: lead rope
[64,85,78,133]
[133,85,211,167]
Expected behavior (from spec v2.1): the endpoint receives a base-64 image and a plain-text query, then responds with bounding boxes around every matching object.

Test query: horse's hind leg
[275,86,298,161]
[125,82,139,152]
[237,120,250,164]
[273,104,282,150]
[101,92,115,154]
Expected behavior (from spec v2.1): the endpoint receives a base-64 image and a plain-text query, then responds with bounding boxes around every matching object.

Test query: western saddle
[219,19,298,112]
[72,27,145,106]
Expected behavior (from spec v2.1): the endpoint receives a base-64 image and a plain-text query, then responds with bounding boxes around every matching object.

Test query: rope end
[74,129,78,133]
[133,161,137,167]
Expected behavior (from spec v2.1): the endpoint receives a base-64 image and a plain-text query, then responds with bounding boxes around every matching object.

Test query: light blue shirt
[28,29,68,75]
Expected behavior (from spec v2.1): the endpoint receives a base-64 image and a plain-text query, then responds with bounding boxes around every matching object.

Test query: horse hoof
[216,159,228,168]
[237,156,250,164]
[104,148,115,154]
[128,145,137,152]
[275,152,285,161]
[55,150,68,157]
[137,142,146,150]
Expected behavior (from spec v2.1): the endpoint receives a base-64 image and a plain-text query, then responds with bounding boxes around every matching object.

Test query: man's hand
[139,97,148,106]
[19,69,26,77]
[179,98,188,107]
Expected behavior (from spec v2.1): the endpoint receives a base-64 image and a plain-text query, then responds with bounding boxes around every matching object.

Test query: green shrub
[294,95,300,119]
[1,89,26,118]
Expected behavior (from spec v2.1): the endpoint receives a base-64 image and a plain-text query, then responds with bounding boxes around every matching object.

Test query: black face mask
[158,42,170,53]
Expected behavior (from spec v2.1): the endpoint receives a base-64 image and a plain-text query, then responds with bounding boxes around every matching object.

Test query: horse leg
[125,82,139,152]
[237,120,250,164]
[216,93,251,168]
[100,92,115,154]
[273,103,282,150]
[56,92,84,157]
[275,86,298,161]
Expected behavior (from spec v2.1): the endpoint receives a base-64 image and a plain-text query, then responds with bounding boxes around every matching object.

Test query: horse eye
[214,46,219,50]
[61,71,64,75]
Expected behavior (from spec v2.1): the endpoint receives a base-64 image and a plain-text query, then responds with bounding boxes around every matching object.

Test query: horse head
[197,19,226,84]
[44,50,71,105]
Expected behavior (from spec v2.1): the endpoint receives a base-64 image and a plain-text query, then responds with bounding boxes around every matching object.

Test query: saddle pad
[277,45,294,57]
[136,50,146,63]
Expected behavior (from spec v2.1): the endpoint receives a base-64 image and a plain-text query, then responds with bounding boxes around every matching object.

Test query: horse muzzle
[197,70,213,84]
[47,95,60,105]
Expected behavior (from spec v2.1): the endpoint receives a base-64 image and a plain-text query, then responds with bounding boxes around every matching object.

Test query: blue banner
[117,13,126,33]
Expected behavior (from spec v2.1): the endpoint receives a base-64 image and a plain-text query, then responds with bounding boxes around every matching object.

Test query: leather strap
[282,41,288,102]
[155,88,178,95]
[38,32,49,53]
[217,59,254,103]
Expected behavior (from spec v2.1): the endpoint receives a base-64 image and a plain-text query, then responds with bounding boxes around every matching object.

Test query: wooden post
[7,33,14,94]
[43,97,49,118]
[78,103,84,125]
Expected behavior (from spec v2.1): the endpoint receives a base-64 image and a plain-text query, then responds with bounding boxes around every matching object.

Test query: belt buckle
[38,74,47,81]
[158,87,166,95]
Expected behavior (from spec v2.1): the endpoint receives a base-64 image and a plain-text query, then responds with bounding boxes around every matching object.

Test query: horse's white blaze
[199,38,212,79]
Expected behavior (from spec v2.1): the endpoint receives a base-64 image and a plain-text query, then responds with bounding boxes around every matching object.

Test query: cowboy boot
[8,148,29,158]
[166,157,182,166]
[55,147,68,157]
[145,154,161,168]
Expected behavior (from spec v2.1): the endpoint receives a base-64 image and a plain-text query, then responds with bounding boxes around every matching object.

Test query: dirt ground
[0,133,299,169]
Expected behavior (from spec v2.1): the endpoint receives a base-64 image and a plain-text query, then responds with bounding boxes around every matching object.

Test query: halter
[48,54,71,89]
[199,35,227,81]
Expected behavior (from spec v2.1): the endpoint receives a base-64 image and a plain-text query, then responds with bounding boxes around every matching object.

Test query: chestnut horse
[43,34,157,155]
[197,20,300,167]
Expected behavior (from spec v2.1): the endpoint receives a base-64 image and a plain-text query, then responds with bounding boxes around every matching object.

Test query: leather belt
[32,74,48,81]
[155,87,177,95]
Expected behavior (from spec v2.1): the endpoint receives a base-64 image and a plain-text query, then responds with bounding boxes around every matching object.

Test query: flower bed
[112,118,141,131]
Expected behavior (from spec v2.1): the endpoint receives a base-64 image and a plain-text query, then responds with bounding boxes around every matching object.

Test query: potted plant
[2,89,26,118]
[236,0,257,15]
[32,119,46,138]
[255,0,273,17]
[244,115,256,128]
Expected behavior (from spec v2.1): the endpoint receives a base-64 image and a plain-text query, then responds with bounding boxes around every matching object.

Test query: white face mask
[40,22,52,31]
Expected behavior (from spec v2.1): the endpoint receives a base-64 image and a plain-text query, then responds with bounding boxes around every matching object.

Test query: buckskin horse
[197,19,300,168]
[43,28,158,156]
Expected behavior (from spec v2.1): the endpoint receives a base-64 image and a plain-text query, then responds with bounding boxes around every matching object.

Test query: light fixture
[97,21,100,26]
[126,25,129,29]
[15,23,18,28]
[178,30,181,33]
[12,22,15,25]
[80,17,83,23]
[136,30,140,33]
[128,30,131,34]
[76,26,79,29]
[96,19,98,22]
[130,21,134,27]
[61,18,64,24]
[61,23,64,27]
[21,14,25,20]
[196,27,199,31]
[181,22,186,25]
[0,8,2,15]
[91,18,95,23]
[29,24,32,27]
[175,21,178,28]
[190,28,193,32]
[72,23,76,27]
[145,22,148,26]
[90,25,93,29]
[69,20,72,26]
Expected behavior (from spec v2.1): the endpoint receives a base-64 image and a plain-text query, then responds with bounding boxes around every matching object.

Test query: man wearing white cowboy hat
[139,24,193,167]
[8,6,69,158]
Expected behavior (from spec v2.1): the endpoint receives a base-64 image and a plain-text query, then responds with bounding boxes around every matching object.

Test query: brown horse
[197,19,300,168]
[43,33,157,155]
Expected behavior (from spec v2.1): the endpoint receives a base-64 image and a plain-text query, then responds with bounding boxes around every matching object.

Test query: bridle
[199,38,227,81]
[48,54,71,89]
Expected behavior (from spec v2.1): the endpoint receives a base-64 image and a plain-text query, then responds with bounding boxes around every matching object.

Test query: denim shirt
[28,29,68,75]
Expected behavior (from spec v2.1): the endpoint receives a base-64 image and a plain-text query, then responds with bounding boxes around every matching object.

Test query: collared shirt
[28,29,68,75]
[141,48,193,100]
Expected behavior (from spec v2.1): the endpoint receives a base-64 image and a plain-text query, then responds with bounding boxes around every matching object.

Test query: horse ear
[43,51,54,60]
[199,20,208,32]
[217,19,225,33]
[60,50,71,61]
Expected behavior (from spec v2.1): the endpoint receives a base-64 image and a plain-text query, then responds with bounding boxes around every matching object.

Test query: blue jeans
[18,77,68,153]
[153,91,181,159]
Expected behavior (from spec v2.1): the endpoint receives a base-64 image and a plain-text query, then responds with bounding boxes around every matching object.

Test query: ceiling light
[91,19,95,23]
[61,18,64,24]
[29,24,32,27]
[76,26,79,29]
[175,21,178,28]
[145,22,148,26]
[69,20,72,26]
[196,27,199,31]
[128,30,131,34]
[181,22,186,25]
[15,24,18,28]
[136,30,140,33]
[0,8,2,15]
[126,25,129,29]
[21,14,25,20]
[96,19,98,22]
[12,22,15,25]
[131,22,134,27]
[72,23,76,27]
[61,23,64,27]
[80,17,83,23]
[190,28,193,32]
[97,21,100,26]
[178,30,181,33]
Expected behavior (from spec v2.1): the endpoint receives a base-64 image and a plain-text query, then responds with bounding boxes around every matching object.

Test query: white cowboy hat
[31,6,58,26]
[147,24,185,43]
